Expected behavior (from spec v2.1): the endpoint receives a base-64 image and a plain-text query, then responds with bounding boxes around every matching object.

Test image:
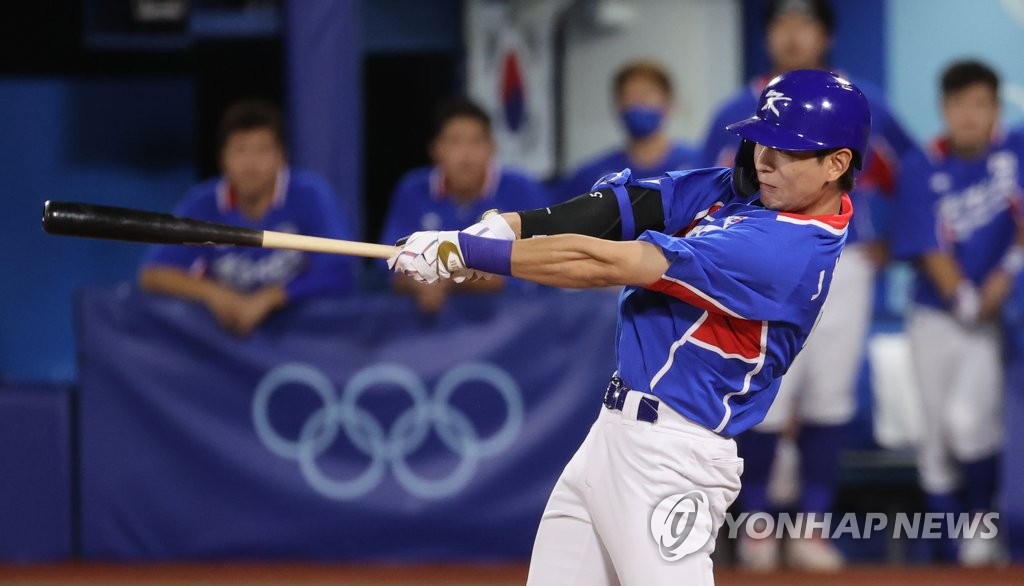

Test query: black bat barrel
[42,201,264,247]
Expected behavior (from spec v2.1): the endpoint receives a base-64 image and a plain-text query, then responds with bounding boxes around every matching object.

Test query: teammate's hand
[232,286,286,337]
[952,281,981,326]
[202,286,246,332]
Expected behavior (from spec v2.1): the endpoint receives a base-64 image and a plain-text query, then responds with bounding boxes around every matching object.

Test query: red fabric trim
[860,144,897,196]
[647,278,719,314]
[692,312,763,361]
[777,193,853,229]
[676,203,724,237]
[646,278,761,360]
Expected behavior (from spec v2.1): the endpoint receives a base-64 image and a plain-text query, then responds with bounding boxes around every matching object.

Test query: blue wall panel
[0,78,195,381]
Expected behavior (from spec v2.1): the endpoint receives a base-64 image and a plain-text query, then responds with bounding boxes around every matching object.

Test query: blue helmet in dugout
[726,69,872,195]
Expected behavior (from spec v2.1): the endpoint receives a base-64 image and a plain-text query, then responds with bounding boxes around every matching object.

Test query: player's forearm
[138,266,233,305]
[509,234,667,288]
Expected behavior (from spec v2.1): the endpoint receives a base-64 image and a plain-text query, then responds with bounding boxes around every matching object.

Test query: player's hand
[232,286,286,337]
[388,231,442,284]
[202,286,247,332]
[952,281,981,326]
[412,278,452,314]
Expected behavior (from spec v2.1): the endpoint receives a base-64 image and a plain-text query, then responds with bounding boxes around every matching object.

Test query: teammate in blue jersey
[891,61,1024,566]
[382,97,547,313]
[140,100,355,336]
[700,0,921,570]
[557,60,699,200]
[388,70,869,585]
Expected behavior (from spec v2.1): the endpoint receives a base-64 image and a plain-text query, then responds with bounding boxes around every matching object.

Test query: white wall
[888,0,1024,144]
[561,0,742,169]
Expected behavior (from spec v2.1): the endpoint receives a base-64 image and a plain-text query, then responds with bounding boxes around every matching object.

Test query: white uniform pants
[907,306,1003,494]
[526,391,743,586]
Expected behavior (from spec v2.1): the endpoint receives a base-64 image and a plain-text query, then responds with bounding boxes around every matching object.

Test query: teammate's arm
[508,234,669,288]
[138,266,246,330]
[919,252,966,301]
[919,251,981,323]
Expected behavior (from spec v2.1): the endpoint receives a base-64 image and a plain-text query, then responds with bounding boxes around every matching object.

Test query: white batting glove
[450,210,515,283]
[952,281,981,326]
[387,230,470,283]
[388,231,440,283]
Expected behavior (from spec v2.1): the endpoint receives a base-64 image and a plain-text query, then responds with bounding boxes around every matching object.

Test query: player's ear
[824,148,853,182]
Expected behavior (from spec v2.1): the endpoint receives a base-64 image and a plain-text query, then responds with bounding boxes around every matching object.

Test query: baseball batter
[699,0,920,569]
[389,70,871,585]
[891,60,1024,566]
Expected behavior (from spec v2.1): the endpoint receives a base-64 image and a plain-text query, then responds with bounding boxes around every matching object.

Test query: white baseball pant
[526,391,743,585]
[907,305,1003,494]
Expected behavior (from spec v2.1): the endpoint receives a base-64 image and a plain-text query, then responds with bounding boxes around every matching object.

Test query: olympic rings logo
[251,362,524,501]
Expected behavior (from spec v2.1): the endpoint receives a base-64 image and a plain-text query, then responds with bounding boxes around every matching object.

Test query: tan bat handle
[262,230,398,259]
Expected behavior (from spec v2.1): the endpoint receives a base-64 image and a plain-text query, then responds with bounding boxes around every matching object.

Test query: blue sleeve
[889,152,941,261]
[141,188,213,272]
[660,167,737,235]
[639,222,808,322]
[283,177,357,300]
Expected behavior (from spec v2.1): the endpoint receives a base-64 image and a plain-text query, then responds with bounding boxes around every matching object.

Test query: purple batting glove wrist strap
[457,232,513,276]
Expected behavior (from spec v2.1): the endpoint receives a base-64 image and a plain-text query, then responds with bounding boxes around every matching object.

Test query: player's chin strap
[733,139,760,197]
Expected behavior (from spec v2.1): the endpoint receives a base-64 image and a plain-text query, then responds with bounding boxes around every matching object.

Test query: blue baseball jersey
[890,130,1024,310]
[555,141,699,204]
[381,164,547,245]
[605,168,852,437]
[143,169,356,299]
[700,74,919,244]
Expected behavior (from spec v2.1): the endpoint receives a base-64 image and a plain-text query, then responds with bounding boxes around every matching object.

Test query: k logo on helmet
[760,89,792,117]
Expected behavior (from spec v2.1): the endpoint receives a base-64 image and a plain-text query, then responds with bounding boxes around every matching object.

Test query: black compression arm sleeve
[518,186,665,240]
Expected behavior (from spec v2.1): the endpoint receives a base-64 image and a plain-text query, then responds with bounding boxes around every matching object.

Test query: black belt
[602,377,659,423]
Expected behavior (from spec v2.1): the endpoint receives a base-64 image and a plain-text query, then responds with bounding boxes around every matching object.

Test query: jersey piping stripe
[687,337,762,364]
[714,320,769,434]
[653,275,746,319]
[775,214,847,236]
[650,312,708,391]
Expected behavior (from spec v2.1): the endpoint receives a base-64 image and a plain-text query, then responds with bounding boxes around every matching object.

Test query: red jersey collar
[776,193,853,232]
[930,130,1005,161]
[429,162,499,201]
[216,168,290,213]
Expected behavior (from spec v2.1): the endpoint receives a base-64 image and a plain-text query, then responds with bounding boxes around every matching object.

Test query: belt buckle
[603,377,625,410]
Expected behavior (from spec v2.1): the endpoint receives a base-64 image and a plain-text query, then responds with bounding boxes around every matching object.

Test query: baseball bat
[41,201,398,259]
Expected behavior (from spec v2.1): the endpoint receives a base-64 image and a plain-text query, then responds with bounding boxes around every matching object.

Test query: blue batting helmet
[726,69,871,169]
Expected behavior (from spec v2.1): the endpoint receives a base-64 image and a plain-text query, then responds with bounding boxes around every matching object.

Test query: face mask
[620,106,664,139]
